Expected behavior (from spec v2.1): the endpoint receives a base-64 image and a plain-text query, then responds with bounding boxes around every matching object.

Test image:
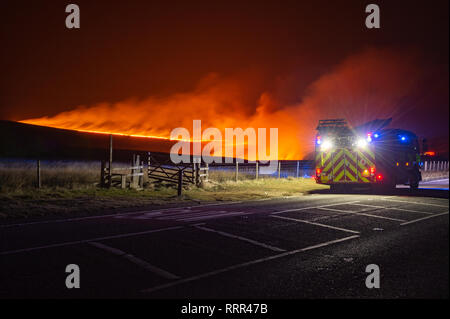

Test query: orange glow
[19,49,422,160]
[424,151,436,156]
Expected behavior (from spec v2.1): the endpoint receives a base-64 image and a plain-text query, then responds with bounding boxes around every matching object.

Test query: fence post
[121,175,126,189]
[108,134,113,188]
[139,160,144,189]
[255,161,259,180]
[235,161,239,182]
[177,169,183,197]
[195,162,200,186]
[424,161,427,172]
[147,152,151,178]
[36,159,41,189]
[296,161,299,178]
[205,163,209,182]
[278,161,281,178]
[100,161,106,187]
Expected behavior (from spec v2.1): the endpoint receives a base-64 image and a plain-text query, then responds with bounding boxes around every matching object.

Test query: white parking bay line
[141,234,359,294]
[0,226,184,256]
[381,198,449,208]
[0,201,245,228]
[271,215,360,234]
[179,211,251,222]
[89,242,179,280]
[350,203,434,215]
[400,211,449,226]
[270,201,361,215]
[317,207,406,222]
[194,225,286,252]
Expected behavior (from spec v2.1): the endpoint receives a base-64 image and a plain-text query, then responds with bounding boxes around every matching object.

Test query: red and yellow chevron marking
[316,146,376,184]
[356,147,375,183]
[332,149,346,182]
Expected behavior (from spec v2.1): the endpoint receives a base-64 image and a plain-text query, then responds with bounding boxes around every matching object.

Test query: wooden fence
[147,152,209,187]
[101,154,144,189]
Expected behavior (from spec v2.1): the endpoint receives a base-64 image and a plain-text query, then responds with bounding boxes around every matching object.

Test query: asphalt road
[0,188,448,299]
[419,178,450,190]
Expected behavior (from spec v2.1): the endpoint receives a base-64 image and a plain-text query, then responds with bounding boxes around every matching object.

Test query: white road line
[0,199,360,228]
[0,201,245,228]
[421,178,449,184]
[381,198,449,208]
[271,215,360,234]
[89,242,179,280]
[141,234,359,294]
[400,211,449,226]
[317,207,406,222]
[350,203,434,215]
[180,211,251,222]
[0,226,183,256]
[157,210,239,220]
[270,201,361,215]
[194,225,286,252]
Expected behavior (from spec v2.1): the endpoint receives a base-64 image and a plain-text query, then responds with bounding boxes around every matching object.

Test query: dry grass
[0,160,100,191]
[0,159,326,220]
[186,177,327,202]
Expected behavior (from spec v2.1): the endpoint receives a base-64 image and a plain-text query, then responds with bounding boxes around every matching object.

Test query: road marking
[141,234,360,294]
[0,201,245,228]
[0,198,361,228]
[180,211,251,222]
[0,226,183,256]
[194,225,286,252]
[400,211,449,226]
[421,178,449,184]
[350,203,434,215]
[89,242,179,280]
[381,198,449,208]
[270,201,361,215]
[271,215,360,234]
[317,207,406,222]
[157,210,248,221]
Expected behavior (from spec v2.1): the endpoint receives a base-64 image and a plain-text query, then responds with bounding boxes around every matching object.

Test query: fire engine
[315,119,422,191]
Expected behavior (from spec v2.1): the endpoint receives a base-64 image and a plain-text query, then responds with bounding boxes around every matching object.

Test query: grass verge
[0,177,327,221]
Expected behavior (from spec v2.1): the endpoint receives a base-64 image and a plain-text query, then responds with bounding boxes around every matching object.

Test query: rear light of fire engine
[316,168,321,176]
[370,167,376,175]
[376,174,383,181]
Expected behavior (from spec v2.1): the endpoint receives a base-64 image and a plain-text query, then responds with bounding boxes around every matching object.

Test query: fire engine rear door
[332,148,346,182]
[355,147,376,183]
[343,149,359,182]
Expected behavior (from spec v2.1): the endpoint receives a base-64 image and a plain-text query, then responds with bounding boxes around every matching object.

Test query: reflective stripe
[345,170,357,181]
[358,172,370,183]
[334,169,345,181]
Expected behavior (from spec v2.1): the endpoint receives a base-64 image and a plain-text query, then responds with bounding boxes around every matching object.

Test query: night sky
[0,0,448,157]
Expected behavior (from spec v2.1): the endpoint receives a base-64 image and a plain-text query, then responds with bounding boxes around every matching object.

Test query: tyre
[410,179,419,190]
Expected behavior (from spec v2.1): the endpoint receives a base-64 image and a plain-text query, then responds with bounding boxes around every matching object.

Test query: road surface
[0,189,448,298]
[419,178,449,190]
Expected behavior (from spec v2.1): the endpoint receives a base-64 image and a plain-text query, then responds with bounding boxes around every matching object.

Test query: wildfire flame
[20,49,423,160]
